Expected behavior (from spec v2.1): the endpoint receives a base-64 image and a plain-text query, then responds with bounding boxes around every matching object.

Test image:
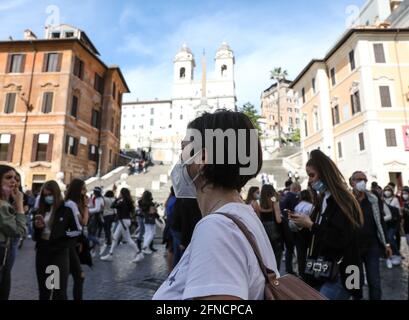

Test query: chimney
[24,29,37,40]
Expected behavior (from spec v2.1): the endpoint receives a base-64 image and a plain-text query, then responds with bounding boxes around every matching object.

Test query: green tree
[290,128,301,143]
[241,102,262,135]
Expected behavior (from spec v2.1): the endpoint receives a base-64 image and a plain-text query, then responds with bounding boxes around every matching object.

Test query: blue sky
[0,0,366,108]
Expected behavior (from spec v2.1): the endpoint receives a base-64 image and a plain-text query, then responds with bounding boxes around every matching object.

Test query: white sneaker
[131,253,144,263]
[142,248,152,255]
[99,244,108,255]
[386,258,393,269]
[391,255,402,266]
[100,253,113,262]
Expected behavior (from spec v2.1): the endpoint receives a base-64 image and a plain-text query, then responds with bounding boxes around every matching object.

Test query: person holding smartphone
[289,150,363,300]
[0,165,27,300]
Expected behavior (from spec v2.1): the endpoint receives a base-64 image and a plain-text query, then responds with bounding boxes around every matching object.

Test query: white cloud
[118,34,154,56]
[0,0,28,11]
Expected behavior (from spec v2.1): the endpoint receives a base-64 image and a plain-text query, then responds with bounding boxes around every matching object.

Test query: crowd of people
[1,110,409,301]
[0,163,169,300]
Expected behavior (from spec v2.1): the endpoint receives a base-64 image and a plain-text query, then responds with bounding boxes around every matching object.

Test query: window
[4,93,16,114]
[91,109,100,128]
[314,111,319,132]
[65,32,74,38]
[351,91,361,115]
[180,114,183,120]
[349,50,356,71]
[71,95,78,118]
[150,119,154,126]
[295,118,300,125]
[151,108,154,115]
[180,68,186,79]
[73,57,84,80]
[111,117,114,132]
[359,132,365,151]
[312,78,316,94]
[65,135,79,156]
[221,65,227,77]
[289,117,293,126]
[170,113,172,120]
[43,53,61,72]
[112,83,116,100]
[374,44,386,63]
[0,134,15,162]
[338,142,343,159]
[51,32,61,39]
[330,68,336,86]
[42,92,54,114]
[332,105,340,125]
[109,149,112,163]
[379,86,392,108]
[385,129,397,147]
[304,117,308,137]
[32,134,53,162]
[88,144,98,162]
[6,54,25,73]
[94,74,104,94]
[301,88,306,104]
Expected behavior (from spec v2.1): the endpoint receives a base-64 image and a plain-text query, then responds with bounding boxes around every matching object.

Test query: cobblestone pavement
[9,236,409,300]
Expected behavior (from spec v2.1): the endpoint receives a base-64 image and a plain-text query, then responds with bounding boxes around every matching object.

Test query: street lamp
[97,147,103,179]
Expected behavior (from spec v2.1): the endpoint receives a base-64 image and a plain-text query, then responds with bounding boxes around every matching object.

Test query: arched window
[180,67,186,79]
[221,65,227,77]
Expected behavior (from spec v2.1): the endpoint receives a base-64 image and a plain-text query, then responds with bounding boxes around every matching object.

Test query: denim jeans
[320,277,351,300]
[9,237,19,270]
[386,225,399,256]
[361,243,382,300]
[171,229,182,268]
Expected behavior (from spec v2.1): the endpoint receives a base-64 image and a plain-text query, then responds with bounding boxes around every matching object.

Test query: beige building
[0,25,129,192]
[291,28,409,189]
[261,80,300,142]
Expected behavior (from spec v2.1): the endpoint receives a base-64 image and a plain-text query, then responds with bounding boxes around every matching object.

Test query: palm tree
[269,67,288,148]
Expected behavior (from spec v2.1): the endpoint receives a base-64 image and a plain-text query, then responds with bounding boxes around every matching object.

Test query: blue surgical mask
[44,195,54,205]
[312,180,326,193]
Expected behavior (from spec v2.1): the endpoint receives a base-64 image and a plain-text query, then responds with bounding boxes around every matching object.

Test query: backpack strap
[214,212,277,283]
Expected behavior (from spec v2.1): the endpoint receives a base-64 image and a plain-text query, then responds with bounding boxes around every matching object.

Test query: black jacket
[112,198,134,220]
[33,204,82,251]
[305,195,362,297]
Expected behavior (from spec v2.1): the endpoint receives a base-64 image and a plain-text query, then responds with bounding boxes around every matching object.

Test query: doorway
[388,172,403,192]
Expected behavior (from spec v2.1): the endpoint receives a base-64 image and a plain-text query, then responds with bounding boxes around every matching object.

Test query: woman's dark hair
[65,179,86,207]
[299,190,312,203]
[306,149,363,227]
[260,184,279,210]
[120,188,135,212]
[15,171,24,192]
[38,180,63,227]
[245,187,259,205]
[187,110,263,192]
[105,190,115,198]
[0,165,16,199]
[139,190,153,213]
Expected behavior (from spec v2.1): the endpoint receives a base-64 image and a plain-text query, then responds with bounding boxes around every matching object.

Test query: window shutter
[5,54,12,73]
[20,54,26,73]
[46,134,54,162]
[5,93,16,114]
[31,134,38,162]
[42,53,49,72]
[374,44,386,63]
[73,138,79,156]
[7,134,15,162]
[56,53,62,72]
[379,86,392,108]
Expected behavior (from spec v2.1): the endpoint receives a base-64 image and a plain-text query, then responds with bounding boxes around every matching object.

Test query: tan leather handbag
[216,213,327,300]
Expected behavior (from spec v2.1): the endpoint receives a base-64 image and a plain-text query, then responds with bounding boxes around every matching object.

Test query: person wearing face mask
[349,172,391,300]
[33,180,82,300]
[0,166,27,300]
[382,185,402,268]
[245,187,261,217]
[402,187,409,247]
[153,110,279,300]
[289,150,363,300]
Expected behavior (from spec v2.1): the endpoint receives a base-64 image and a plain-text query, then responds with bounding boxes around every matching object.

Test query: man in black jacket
[350,171,392,300]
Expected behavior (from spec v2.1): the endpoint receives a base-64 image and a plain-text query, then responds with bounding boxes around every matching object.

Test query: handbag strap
[214,212,277,283]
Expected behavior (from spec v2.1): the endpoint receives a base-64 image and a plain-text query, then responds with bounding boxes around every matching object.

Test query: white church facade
[121,43,237,163]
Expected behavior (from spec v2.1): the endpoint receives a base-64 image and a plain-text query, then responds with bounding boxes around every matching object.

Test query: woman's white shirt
[153,202,279,300]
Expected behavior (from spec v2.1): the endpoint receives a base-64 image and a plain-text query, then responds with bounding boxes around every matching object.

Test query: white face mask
[403,194,409,201]
[384,191,392,198]
[355,181,367,193]
[170,151,202,199]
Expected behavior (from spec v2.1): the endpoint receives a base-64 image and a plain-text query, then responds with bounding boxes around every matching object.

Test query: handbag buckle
[313,262,322,272]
